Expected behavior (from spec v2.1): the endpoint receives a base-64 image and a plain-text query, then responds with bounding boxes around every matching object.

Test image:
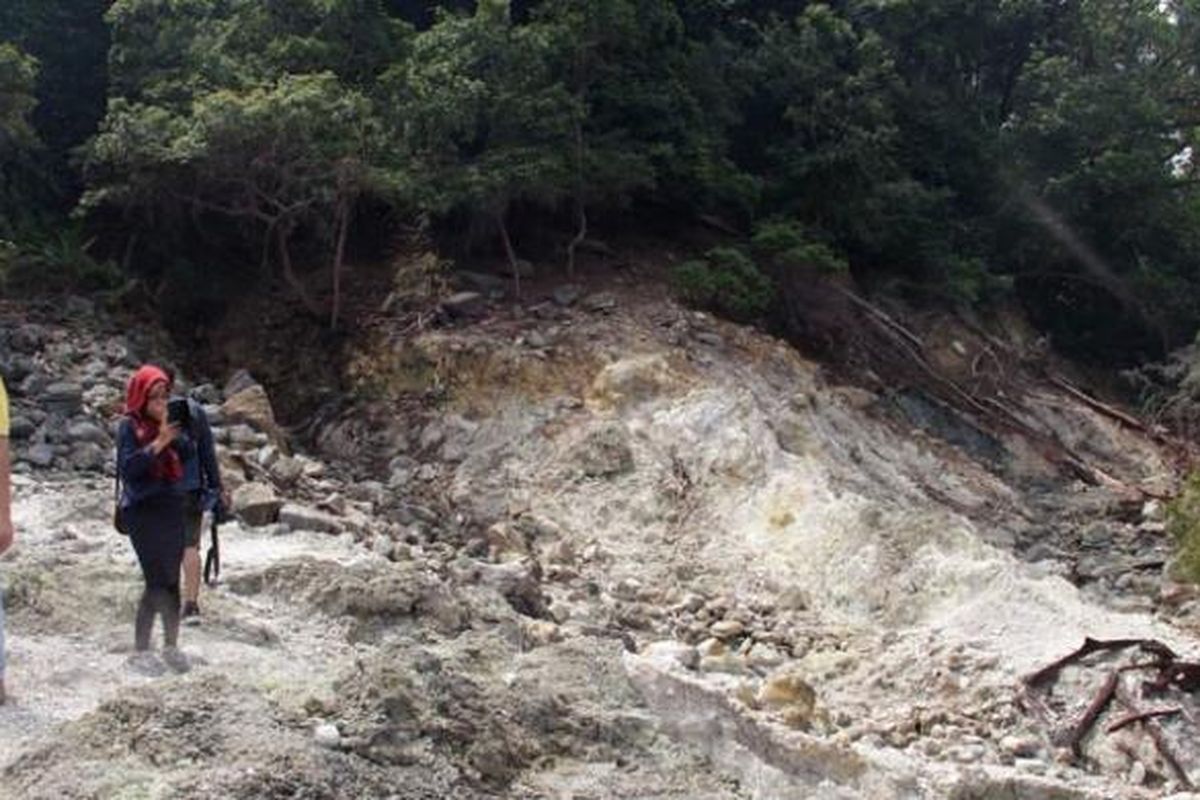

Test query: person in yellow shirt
[0,375,13,704]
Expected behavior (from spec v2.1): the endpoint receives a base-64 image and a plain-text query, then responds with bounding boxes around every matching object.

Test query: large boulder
[221,383,286,449]
[233,481,282,527]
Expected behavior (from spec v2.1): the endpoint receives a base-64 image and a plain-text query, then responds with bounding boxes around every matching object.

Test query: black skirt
[124,492,185,591]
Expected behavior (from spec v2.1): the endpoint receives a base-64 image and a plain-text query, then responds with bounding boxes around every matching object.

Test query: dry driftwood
[1107,707,1182,733]
[1023,637,1176,690]
[1058,670,1120,755]
[1114,683,1193,790]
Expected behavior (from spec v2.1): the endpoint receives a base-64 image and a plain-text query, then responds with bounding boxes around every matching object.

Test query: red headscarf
[124,364,183,483]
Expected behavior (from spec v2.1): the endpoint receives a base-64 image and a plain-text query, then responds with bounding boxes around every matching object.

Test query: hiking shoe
[162,647,191,674]
[126,651,167,677]
[182,601,201,626]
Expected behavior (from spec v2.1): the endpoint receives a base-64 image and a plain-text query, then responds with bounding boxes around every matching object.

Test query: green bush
[751,219,848,276]
[0,223,122,293]
[672,246,774,322]
[1167,471,1200,583]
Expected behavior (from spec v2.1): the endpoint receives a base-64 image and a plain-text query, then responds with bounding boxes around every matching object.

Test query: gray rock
[228,424,267,448]
[43,382,84,417]
[643,640,700,671]
[583,292,618,313]
[19,372,47,398]
[202,404,224,427]
[576,423,634,478]
[313,723,341,749]
[695,332,724,347]
[9,324,45,354]
[64,296,95,317]
[25,443,56,468]
[279,503,343,535]
[7,416,36,441]
[458,271,507,294]
[234,482,283,527]
[2,355,35,383]
[68,421,110,446]
[443,291,486,319]
[223,369,259,399]
[418,422,445,451]
[70,443,109,473]
[269,456,304,487]
[190,383,222,405]
[552,284,582,307]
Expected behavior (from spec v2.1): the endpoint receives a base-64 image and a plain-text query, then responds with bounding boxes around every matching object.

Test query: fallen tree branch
[1107,707,1182,733]
[1047,373,1158,438]
[1115,683,1193,790]
[1024,638,1177,689]
[1059,670,1120,755]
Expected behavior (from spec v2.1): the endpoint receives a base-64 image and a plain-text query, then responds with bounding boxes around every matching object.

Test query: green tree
[0,43,37,155]
[82,0,407,326]
[1001,0,1200,361]
[387,0,576,292]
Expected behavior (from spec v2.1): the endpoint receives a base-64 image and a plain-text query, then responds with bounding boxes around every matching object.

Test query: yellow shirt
[0,376,8,437]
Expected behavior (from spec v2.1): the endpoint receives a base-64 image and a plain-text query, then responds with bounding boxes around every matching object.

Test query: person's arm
[119,418,177,482]
[119,419,156,482]
[0,435,12,557]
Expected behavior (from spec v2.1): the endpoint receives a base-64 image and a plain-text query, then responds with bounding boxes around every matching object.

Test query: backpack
[113,418,129,535]
[113,469,128,535]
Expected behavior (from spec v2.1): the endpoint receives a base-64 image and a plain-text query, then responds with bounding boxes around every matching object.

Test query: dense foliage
[1,0,1199,361]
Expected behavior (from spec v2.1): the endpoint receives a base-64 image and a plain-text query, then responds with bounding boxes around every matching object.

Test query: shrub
[672,246,774,322]
[752,219,848,276]
[1167,471,1200,583]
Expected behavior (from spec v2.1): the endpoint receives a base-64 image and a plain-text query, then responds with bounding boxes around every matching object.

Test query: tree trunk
[567,119,587,279]
[330,199,351,331]
[277,224,323,317]
[497,209,520,300]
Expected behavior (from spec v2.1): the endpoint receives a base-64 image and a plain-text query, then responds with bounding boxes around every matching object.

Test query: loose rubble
[1,287,1199,799]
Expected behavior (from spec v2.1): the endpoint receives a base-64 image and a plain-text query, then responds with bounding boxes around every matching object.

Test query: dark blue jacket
[117,418,182,509]
[175,398,222,509]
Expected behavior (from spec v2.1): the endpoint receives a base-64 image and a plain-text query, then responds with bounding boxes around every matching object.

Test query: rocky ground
[2,284,1200,799]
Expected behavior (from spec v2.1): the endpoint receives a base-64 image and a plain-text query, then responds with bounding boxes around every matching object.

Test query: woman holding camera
[116,364,188,671]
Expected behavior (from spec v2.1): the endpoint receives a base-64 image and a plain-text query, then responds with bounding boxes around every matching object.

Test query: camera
[167,397,191,428]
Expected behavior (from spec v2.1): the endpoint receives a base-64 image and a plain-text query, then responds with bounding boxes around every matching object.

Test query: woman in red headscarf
[116,364,188,672]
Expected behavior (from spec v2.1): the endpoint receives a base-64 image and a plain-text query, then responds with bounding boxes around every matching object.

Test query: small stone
[697,638,726,658]
[443,291,486,318]
[279,503,343,535]
[699,654,746,675]
[521,620,561,648]
[643,640,700,670]
[1129,761,1147,786]
[553,284,582,307]
[757,669,817,729]
[7,416,36,441]
[313,723,341,749]
[583,292,617,313]
[25,443,56,468]
[1000,735,1040,758]
[614,578,643,600]
[747,643,786,669]
[543,539,575,566]
[67,421,109,446]
[711,620,745,640]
